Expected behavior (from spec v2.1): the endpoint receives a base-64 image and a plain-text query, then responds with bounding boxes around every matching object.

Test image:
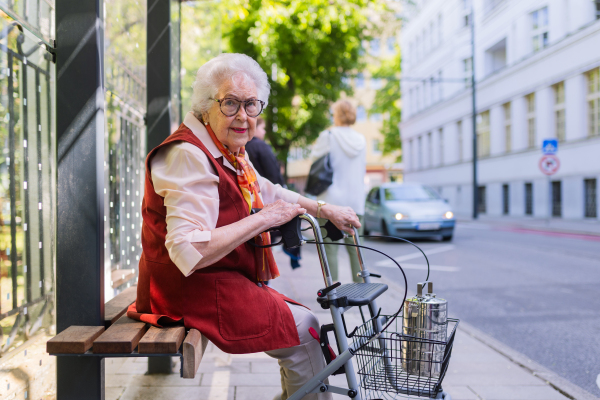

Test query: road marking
[597,373,600,390]
[374,245,455,267]
[393,263,460,272]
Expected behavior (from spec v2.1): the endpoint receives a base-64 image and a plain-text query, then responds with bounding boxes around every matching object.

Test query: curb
[456,219,600,238]
[458,321,599,400]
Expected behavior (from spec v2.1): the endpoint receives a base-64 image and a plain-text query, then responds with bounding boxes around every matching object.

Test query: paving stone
[105,386,125,400]
[202,372,282,387]
[119,385,233,400]
[440,386,480,400]
[469,384,571,400]
[234,385,282,400]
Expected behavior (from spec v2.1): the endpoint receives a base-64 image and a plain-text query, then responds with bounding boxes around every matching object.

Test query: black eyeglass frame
[211,97,266,117]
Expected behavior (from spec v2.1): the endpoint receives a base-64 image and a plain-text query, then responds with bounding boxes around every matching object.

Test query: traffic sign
[542,139,558,155]
[539,155,560,175]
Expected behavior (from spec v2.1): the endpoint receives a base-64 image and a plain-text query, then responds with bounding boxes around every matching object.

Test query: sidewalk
[105,247,598,400]
[457,214,600,237]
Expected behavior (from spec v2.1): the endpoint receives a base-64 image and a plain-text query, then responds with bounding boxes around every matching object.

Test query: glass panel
[104,0,147,300]
[384,185,441,201]
[0,1,55,43]
[0,11,56,399]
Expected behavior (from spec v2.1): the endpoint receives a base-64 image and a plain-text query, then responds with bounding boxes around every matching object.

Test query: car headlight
[443,211,454,219]
[395,213,409,220]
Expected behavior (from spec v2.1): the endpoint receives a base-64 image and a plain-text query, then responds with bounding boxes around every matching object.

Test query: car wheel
[442,234,453,242]
[381,220,390,236]
[363,224,370,235]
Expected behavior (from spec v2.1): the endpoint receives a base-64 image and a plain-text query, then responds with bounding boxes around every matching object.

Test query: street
[299,221,600,396]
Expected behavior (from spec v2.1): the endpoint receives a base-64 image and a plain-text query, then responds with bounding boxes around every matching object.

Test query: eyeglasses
[212,97,265,118]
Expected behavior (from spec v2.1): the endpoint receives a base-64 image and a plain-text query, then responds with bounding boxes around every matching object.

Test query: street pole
[470,4,478,219]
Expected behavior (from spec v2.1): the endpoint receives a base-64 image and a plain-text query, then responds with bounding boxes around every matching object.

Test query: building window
[356,105,367,122]
[554,82,566,142]
[418,135,423,169]
[457,120,463,161]
[531,7,549,52]
[596,0,600,20]
[584,179,597,218]
[587,67,600,137]
[427,131,432,168]
[462,0,471,27]
[478,186,487,214]
[438,128,444,165]
[477,110,490,157]
[503,102,512,152]
[526,93,536,148]
[409,139,414,170]
[552,181,562,217]
[502,184,510,215]
[525,182,533,215]
[463,57,473,88]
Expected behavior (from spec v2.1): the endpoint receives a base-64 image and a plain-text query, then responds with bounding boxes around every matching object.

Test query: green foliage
[369,46,402,161]
[180,2,223,114]
[222,0,379,162]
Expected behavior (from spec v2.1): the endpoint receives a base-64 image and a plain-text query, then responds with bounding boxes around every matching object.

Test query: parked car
[364,183,455,241]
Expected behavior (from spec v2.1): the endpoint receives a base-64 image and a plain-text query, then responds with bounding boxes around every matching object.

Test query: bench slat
[46,326,105,354]
[182,329,206,379]
[138,326,185,354]
[104,286,137,327]
[93,315,148,354]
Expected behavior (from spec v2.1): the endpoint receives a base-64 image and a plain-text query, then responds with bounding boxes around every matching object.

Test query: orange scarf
[205,124,280,282]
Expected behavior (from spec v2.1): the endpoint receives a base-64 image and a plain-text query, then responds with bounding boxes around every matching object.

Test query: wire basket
[351,315,459,399]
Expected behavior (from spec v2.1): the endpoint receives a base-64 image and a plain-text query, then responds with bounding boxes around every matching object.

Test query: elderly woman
[129,53,360,400]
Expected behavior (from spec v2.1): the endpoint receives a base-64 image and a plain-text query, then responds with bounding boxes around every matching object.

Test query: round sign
[539,155,560,175]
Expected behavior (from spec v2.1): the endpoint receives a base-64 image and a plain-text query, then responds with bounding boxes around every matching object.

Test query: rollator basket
[352,315,459,399]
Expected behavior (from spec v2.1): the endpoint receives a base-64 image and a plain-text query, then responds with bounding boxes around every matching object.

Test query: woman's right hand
[258,200,306,229]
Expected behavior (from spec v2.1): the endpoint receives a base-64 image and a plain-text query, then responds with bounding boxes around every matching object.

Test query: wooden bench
[47,286,206,379]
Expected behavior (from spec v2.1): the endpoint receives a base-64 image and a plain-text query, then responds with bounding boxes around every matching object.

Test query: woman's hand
[320,204,360,235]
[258,200,307,229]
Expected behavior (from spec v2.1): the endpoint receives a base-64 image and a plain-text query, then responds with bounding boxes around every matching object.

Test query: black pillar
[56,0,105,398]
[147,0,174,153]
[146,0,176,374]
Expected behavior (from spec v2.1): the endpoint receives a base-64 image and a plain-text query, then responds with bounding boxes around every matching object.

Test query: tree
[369,46,402,161]
[223,0,380,168]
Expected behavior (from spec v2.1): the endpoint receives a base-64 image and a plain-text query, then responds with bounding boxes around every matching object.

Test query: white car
[364,183,456,241]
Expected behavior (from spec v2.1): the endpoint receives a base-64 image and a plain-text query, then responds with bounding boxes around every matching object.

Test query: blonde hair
[332,100,356,125]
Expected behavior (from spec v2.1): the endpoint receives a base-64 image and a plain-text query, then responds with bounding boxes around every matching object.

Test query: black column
[146,0,175,374]
[56,0,105,398]
[147,0,173,153]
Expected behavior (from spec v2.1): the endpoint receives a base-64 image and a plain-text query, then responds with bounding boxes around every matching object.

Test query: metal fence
[0,10,55,356]
[103,0,147,299]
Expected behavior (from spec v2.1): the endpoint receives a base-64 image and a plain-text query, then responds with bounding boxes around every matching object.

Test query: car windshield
[383,186,441,201]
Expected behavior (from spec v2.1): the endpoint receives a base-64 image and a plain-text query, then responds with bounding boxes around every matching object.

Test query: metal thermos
[402,281,448,377]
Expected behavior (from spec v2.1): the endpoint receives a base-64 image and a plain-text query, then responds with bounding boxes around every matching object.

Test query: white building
[400,0,600,220]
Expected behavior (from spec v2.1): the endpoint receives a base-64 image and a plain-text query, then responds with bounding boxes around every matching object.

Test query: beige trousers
[265,303,333,400]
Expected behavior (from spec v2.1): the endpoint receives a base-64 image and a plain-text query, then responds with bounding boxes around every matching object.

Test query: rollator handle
[317,282,341,297]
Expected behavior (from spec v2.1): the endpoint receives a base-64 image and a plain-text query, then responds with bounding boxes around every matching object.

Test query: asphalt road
[329,221,600,396]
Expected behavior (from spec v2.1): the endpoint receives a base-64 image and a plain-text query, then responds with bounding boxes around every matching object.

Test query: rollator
[272,213,459,400]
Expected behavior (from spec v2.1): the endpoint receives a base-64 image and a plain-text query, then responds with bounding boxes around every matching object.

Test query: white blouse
[150,112,300,277]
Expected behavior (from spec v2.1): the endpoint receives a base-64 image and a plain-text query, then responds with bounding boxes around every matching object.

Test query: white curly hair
[190,53,270,119]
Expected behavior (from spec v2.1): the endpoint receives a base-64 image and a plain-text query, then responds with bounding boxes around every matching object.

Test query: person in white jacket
[311,100,367,283]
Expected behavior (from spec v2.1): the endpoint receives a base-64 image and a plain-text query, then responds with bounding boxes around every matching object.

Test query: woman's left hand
[320,204,361,235]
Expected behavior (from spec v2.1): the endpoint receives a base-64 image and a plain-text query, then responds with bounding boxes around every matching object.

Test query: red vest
[128,124,301,353]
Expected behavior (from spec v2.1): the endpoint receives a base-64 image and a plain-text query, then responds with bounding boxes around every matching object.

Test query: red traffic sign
[539,155,560,175]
